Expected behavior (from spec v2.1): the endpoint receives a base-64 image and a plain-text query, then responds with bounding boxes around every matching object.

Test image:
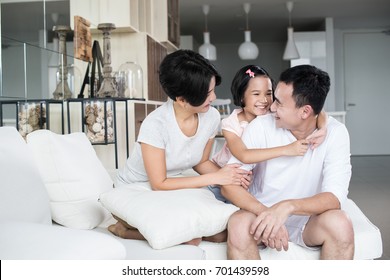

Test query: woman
[108,50,249,243]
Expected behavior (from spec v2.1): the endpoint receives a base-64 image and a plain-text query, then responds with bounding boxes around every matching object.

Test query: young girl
[108,50,250,243]
[210,65,327,201]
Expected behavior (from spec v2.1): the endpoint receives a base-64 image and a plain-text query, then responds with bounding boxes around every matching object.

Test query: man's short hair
[279,65,330,115]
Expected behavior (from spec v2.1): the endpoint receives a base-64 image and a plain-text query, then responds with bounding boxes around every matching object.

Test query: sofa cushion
[26,130,113,230]
[199,240,321,260]
[99,184,239,250]
[93,227,206,260]
[0,127,51,224]
[0,221,126,260]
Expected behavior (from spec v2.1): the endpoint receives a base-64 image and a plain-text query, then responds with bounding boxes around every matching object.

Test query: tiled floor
[348,155,390,260]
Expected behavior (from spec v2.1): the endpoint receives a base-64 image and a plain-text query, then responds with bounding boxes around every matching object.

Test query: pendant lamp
[283,1,300,60]
[198,4,217,61]
[238,3,259,60]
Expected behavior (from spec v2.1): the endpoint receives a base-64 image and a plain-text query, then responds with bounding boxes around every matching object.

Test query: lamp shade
[283,27,300,60]
[238,30,259,60]
[199,32,217,60]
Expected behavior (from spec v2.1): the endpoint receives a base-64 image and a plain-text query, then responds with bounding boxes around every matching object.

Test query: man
[221,65,354,260]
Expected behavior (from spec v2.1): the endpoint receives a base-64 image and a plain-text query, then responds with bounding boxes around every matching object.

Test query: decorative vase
[116,62,144,99]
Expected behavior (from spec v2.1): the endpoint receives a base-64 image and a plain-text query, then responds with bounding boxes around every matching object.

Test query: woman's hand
[215,164,251,186]
[240,171,253,190]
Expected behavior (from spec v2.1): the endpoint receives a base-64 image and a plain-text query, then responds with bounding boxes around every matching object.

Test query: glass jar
[18,101,46,138]
[116,62,143,99]
[65,64,82,98]
[83,100,115,144]
[50,64,82,99]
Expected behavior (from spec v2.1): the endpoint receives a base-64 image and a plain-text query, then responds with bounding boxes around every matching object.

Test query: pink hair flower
[246,69,255,78]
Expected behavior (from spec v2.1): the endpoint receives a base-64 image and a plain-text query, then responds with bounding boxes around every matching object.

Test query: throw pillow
[26,130,113,229]
[99,184,239,249]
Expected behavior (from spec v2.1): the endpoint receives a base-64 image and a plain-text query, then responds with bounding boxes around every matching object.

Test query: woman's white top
[118,99,220,184]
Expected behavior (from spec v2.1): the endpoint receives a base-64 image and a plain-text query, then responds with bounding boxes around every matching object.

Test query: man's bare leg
[227,210,261,260]
[303,209,354,259]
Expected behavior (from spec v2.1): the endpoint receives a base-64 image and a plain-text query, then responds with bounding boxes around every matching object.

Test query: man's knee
[327,210,354,238]
[228,210,256,249]
[318,209,354,244]
[333,210,354,244]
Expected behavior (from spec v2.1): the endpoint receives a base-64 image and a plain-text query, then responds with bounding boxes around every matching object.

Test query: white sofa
[0,127,383,260]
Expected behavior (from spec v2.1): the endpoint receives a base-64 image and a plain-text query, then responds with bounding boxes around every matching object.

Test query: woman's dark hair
[279,65,330,115]
[230,65,275,107]
[159,49,222,107]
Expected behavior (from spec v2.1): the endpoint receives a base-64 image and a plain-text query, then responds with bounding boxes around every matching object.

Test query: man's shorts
[284,215,320,250]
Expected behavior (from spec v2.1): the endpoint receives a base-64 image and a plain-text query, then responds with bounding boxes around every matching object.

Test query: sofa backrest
[0,127,52,224]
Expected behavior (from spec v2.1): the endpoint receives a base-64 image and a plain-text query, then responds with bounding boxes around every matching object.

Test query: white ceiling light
[238,3,259,60]
[198,4,217,61]
[283,1,300,60]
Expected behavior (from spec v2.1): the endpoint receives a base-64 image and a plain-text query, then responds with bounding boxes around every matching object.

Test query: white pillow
[99,185,239,249]
[26,130,113,229]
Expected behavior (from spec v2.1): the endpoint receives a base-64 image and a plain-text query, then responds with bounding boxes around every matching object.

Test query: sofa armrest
[343,199,383,259]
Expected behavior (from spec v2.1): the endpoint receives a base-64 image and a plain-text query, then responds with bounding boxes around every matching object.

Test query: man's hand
[250,201,293,243]
[262,225,289,251]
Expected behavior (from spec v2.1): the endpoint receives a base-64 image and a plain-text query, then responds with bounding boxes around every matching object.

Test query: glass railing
[1,36,85,101]
[0,36,87,134]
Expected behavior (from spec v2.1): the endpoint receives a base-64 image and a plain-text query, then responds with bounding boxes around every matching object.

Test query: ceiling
[180,0,390,45]
[1,0,389,47]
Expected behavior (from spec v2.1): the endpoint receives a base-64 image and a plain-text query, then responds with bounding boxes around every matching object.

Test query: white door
[344,31,390,155]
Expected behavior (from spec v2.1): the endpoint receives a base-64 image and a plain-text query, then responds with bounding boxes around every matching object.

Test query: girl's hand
[306,127,327,149]
[215,164,251,186]
[284,139,310,156]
